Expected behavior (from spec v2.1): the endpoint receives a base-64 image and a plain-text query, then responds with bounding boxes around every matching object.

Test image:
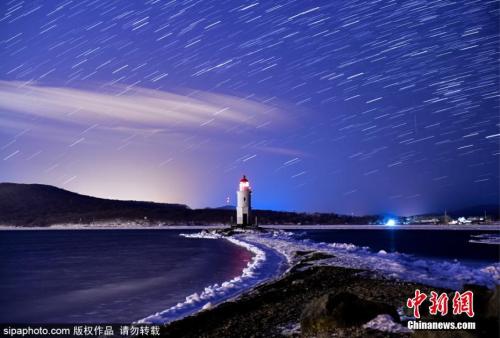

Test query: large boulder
[300,291,399,335]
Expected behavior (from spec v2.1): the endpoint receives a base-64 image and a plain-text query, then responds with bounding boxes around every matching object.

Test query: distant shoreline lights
[385,219,397,226]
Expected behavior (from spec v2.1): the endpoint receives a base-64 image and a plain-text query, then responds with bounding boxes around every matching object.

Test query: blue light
[385,219,397,226]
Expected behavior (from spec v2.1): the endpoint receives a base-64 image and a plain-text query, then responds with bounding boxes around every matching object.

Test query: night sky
[0,0,499,216]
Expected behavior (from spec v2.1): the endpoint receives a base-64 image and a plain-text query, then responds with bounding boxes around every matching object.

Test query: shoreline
[0,225,230,230]
[263,224,500,231]
[138,230,289,325]
[159,229,499,337]
[1,224,499,231]
[142,228,499,333]
[2,226,497,334]
[160,266,499,337]
[237,230,500,290]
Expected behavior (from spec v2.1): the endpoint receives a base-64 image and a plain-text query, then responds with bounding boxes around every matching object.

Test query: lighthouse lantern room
[236,175,252,226]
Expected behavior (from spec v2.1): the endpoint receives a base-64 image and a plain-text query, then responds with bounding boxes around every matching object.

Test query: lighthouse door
[243,214,248,226]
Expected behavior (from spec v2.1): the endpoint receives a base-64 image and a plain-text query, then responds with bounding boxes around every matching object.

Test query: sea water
[294,229,500,264]
[0,229,252,323]
[2,228,498,324]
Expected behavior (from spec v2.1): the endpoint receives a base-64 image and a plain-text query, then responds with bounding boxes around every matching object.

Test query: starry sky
[0,0,499,216]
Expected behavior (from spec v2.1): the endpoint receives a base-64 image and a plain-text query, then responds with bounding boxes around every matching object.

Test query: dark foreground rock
[300,291,399,334]
[159,259,498,338]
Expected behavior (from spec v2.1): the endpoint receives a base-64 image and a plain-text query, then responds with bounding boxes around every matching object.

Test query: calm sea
[0,230,251,323]
[294,229,500,264]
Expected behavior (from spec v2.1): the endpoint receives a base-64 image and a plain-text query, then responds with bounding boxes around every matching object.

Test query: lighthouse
[236,175,252,226]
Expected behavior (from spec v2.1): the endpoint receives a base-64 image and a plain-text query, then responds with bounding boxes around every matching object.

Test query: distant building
[409,216,440,225]
[236,175,252,226]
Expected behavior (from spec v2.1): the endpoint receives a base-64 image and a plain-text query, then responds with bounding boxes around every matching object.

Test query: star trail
[0,0,499,215]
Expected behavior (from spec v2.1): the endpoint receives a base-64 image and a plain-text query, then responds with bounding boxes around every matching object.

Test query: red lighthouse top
[239,175,251,191]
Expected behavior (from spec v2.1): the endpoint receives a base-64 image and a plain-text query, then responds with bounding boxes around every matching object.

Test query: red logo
[407,289,427,318]
[429,291,449,316]
[452,291,475,318]
[406,290,474,318]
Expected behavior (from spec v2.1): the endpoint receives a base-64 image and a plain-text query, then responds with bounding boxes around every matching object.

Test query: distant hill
[0,183,377,227]
[215,205,236,210]
[416,205,500,219]
[448,205,500,218]
[0,183,191,226]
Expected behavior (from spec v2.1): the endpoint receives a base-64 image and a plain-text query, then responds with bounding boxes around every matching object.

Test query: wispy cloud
[0,81,284,131]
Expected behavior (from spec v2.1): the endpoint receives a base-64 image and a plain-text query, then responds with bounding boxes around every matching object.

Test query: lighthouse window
[243,197,246,202]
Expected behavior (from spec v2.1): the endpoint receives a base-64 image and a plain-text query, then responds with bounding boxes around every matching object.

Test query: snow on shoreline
[469,233,500,245]
[240,231,500,290]
[138,231,288,324]
[263,224,500,231]
[139,229,499,325]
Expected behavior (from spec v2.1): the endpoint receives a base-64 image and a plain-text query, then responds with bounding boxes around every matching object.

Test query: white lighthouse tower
[236,175,252,226]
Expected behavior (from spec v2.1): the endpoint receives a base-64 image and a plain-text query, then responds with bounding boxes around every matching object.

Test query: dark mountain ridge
[0,183,190,226]
[0,183,497,226]
[0,183,376,226]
